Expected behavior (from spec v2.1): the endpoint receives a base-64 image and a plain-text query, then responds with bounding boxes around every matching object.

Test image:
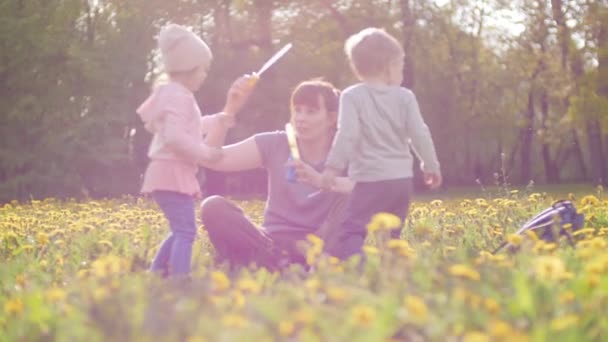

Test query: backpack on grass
[492,200,585,254]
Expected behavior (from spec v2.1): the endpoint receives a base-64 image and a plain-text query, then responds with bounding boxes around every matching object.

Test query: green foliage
[1,0,608,201]
[2,193,608,340]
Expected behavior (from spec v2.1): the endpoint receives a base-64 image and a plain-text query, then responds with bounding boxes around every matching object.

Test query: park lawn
[1,187,607,341]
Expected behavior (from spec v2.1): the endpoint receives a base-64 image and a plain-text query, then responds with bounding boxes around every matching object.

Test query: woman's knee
[200,195,231,229]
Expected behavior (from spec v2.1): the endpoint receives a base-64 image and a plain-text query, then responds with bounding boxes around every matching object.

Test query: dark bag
[493,200,585,253]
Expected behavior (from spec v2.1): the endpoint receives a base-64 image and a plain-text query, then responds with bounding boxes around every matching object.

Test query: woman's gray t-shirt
[254,131,341,234]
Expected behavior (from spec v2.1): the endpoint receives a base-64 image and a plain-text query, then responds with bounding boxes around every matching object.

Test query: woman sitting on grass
[200,79,353,270]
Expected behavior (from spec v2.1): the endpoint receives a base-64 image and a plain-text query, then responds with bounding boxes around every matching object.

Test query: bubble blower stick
[285,122,300,183]
[249,43,293,86]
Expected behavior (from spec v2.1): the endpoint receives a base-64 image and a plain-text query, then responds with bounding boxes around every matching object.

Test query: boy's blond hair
[344,28,404,79]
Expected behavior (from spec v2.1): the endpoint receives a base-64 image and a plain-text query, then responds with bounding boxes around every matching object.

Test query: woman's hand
[223,74,256,116]
[287,159,322,188]
[320,167,338,191]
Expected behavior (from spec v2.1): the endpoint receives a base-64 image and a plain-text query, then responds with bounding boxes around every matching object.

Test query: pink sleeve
[137,84,189,133]
[200,115,216,136]
[161,90,220,164]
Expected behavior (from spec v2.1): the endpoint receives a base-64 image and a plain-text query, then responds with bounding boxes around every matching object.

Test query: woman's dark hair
[290,79,340,114]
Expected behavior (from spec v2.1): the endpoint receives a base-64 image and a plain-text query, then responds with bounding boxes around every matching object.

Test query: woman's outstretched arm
[200,136,263,172]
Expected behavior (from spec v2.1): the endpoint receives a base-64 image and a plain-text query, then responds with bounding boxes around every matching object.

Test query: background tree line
[1,0,607,202]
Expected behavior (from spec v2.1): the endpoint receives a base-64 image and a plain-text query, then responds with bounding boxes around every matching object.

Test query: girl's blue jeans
[150,191,196,277]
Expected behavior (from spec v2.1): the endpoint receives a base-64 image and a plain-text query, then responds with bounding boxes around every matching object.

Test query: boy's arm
[325,92,360,172]
[291,159,354,193]
[404,91,440,175]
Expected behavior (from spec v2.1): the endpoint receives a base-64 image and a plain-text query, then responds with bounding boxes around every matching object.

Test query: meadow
[1,187,607,341]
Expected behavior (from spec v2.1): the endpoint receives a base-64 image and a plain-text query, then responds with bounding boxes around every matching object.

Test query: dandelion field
[2,189,608,341]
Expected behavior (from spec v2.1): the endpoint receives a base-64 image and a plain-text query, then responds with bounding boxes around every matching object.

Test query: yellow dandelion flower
[186,337,207,342]
[15,274,26,287]
[326,286,350,303]
[292,308,314,324]
[306,234,324,251]
[388,239,417,258]
[46,287,67,302]
[489,320,512,338]
[387,239,409,249]
[221,314,248,328]
[350,305,376,327]
[467,294,482,310]
[211,271,231,292]
[237,278,261,294]
[4,298,23,316]
[91,255,124,277]
[587,274,601,287]
[581,195,600,206]
[507,234,522,247]
[559,291,575,304]
[97,240,113,249]
[475,198,488,207]
[329,256,340,265]
[541,243,557,252]
[573,228,596,237]
[534,256,567,281]
[524,230,539,241]
[36,232,49,246]
[363,246,379,256]
[232,291,245,309]
[367,213,401,233]
[550,314,578,331]
[305,278,320,292]
[278,320,295,337]
[449,264,481,281]
[404,295,428,324]
[585,261,605,275]
[463,331,489,342]
[413,223,432,236]
[483,298,500,315]
[430,200,443,207]
[93,287,109,301]
[590,237,607,249]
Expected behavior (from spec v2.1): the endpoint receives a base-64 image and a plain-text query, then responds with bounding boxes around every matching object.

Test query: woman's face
[292,94,336,143]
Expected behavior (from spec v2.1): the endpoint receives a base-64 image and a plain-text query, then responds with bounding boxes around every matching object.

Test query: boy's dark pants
[326,178,413,260]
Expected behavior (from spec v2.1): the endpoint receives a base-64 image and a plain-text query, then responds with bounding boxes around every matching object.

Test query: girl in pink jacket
[137,24,251,277]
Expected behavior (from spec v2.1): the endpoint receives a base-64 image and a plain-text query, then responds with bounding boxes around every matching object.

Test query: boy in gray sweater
[321,27,442,260]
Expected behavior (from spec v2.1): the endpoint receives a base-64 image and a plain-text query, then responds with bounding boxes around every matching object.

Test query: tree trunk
[320,0,350,36]
[550,0,568,70]
[400,0,415,88]
[254,0,273,50]
[521,91,535,183]
[571,129,588,181]
[212,0,233,47]
[598,3,608,183]
[540,91,559,182]
[586,120,606,184]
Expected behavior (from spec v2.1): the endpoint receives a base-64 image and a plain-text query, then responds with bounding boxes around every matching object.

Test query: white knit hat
[158,24,212,72]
